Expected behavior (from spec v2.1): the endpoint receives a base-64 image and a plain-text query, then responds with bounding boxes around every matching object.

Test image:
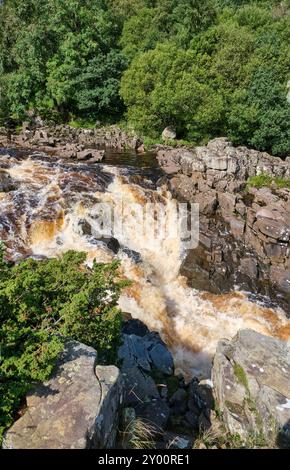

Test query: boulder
[204,153,228,171]
[76,149,105,162]
[194,191,218,216]
[212,329,290,447]
[0,169,15,192]
[98,236,120,254]
[3,342,123,449]
[162,127,177,141]
[254,217,290,242]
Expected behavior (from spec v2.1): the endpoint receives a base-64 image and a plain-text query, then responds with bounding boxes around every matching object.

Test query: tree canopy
[0,0,289,155]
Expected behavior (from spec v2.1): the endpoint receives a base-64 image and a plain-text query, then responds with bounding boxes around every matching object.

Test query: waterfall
[1,152,289,379]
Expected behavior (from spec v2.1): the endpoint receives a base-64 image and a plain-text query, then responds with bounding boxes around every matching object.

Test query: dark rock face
[122,319,150,337]
[157,138,290,308]
[3,342,123,449]
[119,321,214,439]
[212,329,290,447]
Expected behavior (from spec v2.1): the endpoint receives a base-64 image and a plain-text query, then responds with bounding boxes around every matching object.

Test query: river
[1,147,289,379]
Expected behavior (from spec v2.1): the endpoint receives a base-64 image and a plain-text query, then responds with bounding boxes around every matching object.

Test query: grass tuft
[247,174,290,190]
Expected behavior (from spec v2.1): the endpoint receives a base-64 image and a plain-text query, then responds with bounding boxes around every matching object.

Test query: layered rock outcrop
[3,342,123,449]
[157,138,290,308]
[212,329,290,447]
[0,124,143,154]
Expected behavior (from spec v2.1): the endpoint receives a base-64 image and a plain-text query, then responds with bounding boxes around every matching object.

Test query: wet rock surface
[212,329,290,447]
[3,342,123,449]
[157,138,290,309]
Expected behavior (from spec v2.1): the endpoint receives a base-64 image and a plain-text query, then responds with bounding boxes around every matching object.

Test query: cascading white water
[1,153,290,379]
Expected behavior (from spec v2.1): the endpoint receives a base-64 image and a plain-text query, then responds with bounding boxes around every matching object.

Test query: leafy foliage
[0,0,125,120]
[0,247,127,442]
[120,1,290,155]
[0,0,289,155]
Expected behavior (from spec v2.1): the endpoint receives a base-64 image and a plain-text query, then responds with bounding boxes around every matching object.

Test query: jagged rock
[2,342,123,449]
[185,411,199,429]
[239,258,258,278]
[212,329,290,447]
[227,216,245,240]
[188,379,214,412]
[145,332,174,376]
[194,191,218,216]
[156,140,290,308]
[254,217,290,242]
[218,193,236,216]
[270,267,290,295]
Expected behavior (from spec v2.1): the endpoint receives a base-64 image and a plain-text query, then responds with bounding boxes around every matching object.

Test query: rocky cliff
[156,138,290,309]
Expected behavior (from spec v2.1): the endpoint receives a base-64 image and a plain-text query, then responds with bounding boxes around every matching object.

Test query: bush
[0,247,127,443]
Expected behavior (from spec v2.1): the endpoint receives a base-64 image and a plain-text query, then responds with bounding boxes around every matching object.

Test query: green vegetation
[247,174,290,189]
[121,417,157,449]
[0,246,127,443]
[0,0,289,155]
[193,422,269,449]
[233,363,249,392]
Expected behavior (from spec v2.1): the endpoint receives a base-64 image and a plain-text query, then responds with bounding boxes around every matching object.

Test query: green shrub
[0,246,127,443]
[247,174,290,189]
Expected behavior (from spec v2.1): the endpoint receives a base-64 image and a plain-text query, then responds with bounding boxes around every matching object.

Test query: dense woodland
[0,0,289,155]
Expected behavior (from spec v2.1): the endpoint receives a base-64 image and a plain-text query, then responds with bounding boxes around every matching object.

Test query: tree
[120,0,217,60]
[121,43,224,141]
[0,0,125,120]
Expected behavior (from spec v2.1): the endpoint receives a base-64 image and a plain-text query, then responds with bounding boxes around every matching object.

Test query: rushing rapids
[1,149,290,379]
